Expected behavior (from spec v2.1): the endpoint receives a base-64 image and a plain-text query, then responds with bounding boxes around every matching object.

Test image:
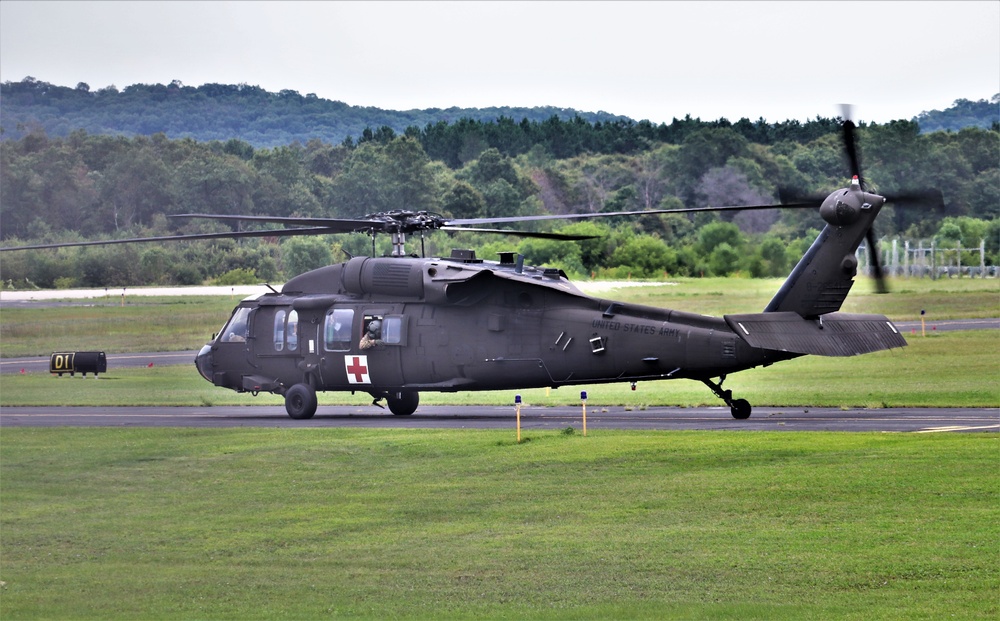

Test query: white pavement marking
[916,425,1000,433]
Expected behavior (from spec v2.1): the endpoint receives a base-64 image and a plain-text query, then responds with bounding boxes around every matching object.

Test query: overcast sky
[2,1,997,124]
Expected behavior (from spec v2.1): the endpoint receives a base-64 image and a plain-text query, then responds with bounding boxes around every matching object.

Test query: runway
[2,405,997,433]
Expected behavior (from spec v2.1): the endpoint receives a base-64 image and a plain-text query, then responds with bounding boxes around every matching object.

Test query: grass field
[1,428,997,620]
[618,275,999,321]
[0,295,238,358]
[1,277,997,620]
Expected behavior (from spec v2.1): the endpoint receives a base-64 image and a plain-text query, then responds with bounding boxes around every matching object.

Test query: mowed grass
[0,296,238,358]
[1,428,997,620]
[1,278,997,620]
[2,330,997,408]
[599,275,999,320]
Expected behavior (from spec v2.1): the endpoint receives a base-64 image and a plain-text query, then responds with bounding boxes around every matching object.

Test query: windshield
[219,307,251,343]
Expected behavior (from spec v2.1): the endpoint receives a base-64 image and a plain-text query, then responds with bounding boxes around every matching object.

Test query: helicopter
[1,116,938,419]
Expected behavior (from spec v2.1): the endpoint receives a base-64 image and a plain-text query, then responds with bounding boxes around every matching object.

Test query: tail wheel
[387,391,419,416]
[730,398,752,420]
[285,383,318,419]
[702,377,752,420]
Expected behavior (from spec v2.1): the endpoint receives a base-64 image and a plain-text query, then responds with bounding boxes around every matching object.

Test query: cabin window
[274,310,286,351]
[324,308,354,351]
[382,316,402,344]
[287,310,299,351]
[360,314,406,347]
[220,307,251,343]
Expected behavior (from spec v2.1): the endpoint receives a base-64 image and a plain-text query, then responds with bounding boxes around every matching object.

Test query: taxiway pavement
[2,405,996,433]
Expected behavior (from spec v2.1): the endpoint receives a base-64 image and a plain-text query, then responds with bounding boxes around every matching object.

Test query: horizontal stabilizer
[724,312,907,357]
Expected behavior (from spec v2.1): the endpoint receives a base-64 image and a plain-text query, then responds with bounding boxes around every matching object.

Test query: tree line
[7,78,995,152]
[1,78,630,149]
[0,91,997,289]
[0,113,1000,287]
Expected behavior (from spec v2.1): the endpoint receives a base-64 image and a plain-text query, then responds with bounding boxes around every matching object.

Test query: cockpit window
[274,310,286,351]
[287,310,299,351]
[220,307,251,343]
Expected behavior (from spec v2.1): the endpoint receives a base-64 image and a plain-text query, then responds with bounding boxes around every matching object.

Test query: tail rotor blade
[886,188,946,211]
[844,104,885,293]
[866,228,889,294]
[841,124,864,189]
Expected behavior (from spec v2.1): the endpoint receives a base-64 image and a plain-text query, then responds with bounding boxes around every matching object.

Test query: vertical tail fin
[765,181,885,318]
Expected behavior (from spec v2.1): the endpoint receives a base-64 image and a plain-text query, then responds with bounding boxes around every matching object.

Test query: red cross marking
[346,356,370,384]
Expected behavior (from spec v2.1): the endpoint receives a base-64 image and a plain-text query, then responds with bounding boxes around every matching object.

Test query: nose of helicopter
[195,344,214,383]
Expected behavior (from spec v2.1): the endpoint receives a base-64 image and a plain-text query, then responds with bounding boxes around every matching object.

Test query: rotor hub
[819,184,885,227]
[364,210,448,234]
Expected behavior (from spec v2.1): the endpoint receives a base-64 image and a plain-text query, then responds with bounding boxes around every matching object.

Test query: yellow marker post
[581,390,588,436]
[515,394,522,443]
[920,309,926,337]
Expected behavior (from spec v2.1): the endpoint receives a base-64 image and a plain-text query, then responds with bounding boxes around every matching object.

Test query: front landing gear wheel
[285,383,318,419]
[730,398,751,420]
[387,391,419,416]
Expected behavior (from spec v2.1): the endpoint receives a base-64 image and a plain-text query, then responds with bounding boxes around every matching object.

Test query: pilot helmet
[367,319,382,336]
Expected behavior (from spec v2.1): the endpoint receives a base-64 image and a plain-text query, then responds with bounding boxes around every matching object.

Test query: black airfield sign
[49,351,107,377]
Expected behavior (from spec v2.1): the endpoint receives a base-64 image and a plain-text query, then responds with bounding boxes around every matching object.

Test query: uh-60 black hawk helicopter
[2,116,940,420]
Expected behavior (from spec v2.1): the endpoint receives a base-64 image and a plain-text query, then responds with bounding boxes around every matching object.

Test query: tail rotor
[840,104,888,293]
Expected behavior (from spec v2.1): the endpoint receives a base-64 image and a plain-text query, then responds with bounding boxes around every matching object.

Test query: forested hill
[0,78,631,148]
[914,95,1000,132]
[2,78,997,148]
[2,77,996,290]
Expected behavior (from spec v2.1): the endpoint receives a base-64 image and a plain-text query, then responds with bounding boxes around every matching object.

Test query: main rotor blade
[445,202,819,227]
[172,213,377,232]
[439,226,599,241]
[0,227,344,252]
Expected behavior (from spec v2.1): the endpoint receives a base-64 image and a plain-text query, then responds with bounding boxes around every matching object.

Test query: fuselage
[195,254,792,397]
